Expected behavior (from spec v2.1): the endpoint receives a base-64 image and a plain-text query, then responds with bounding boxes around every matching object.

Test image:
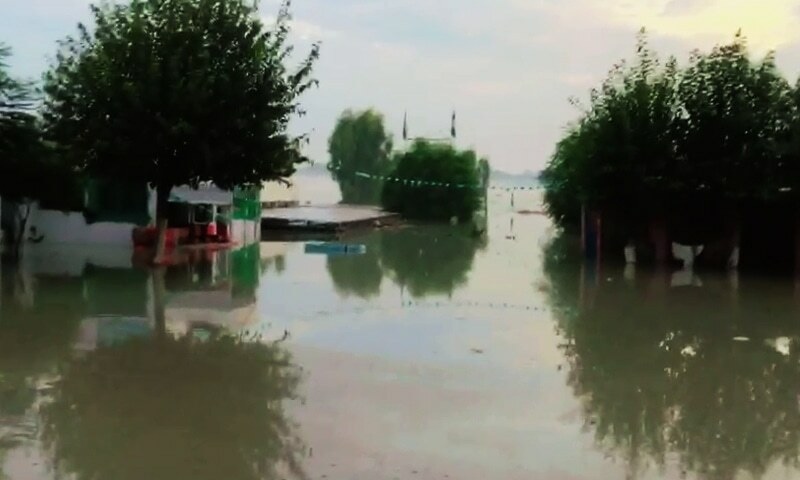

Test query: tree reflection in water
[326,234,383,299]
[0,245,304,480]
[0,264,87,478]
[326,225,487,300]
[544,244,800,480]
[381,225,486,298]
[40,333,307,480]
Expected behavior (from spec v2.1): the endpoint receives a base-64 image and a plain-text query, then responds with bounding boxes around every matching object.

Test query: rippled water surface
[2,181,800,480]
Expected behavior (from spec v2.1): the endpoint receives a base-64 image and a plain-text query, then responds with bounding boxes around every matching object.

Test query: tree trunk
[624,238,637,265]
[10,202,32,259]
[153,185,172,265]
[151,266,168,341]
[581,206,602,261]
[649,217,669,266]
[794,211,800,278]
[728,213,741,270]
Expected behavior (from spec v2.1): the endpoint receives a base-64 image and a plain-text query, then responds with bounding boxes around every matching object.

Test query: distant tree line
[541,30,800,269]
[328,109,489,223]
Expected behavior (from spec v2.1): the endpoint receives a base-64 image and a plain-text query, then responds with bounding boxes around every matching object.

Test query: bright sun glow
[602,0,799,51]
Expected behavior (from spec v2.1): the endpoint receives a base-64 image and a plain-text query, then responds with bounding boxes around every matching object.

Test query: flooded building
[1,181,262,248]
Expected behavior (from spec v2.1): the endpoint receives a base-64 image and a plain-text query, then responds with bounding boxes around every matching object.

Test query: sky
[4,0,800,173]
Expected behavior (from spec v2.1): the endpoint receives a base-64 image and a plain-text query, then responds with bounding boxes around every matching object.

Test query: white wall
[28,207,260,247]
[19,187,157,247]
[27,206,138,246]
[13,191,262,248]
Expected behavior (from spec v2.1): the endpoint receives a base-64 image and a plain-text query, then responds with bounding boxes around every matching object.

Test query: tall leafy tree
[0,44,44,253]
[543,31,796,266]
[778,80,800,269]
[381,140,484,222]
[543,30,681,258]
[328,109,393,205]
[675,32,791,253]
[43,0,319,261]
[0,44,38,173]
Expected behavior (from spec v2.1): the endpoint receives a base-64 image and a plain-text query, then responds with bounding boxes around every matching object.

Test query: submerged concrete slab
[261,204,400,232]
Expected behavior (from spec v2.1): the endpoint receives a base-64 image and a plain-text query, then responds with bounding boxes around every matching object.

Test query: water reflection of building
[164,248,259,336]
[1,182,262,248]
[0,244,307,480]
[2,244,262,352]
[260,241,289,274]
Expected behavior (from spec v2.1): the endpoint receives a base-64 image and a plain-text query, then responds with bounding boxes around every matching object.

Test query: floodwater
[3,184,800,480]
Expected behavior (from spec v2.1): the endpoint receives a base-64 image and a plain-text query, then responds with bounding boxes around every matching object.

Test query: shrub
[381,140,485,222]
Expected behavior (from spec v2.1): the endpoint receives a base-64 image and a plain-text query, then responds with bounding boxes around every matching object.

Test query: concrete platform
[261,204,400,232]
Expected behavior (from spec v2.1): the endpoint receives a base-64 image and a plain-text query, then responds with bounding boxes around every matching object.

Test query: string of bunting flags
[353,170,539,192]
[322,163,538,192]
[400,300,547,311]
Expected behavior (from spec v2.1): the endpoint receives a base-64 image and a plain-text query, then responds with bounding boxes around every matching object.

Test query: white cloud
[568,0,800,51]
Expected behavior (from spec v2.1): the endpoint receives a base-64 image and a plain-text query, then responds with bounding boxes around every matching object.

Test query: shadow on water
[324,225,488,300]
[0,246,307,480]
[542,237,800,480]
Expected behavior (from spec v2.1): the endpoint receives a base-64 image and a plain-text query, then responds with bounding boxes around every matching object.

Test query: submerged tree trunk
[727,212,741,270]
[9,202,32,259]
[153,184,172,265]
[648,217,669,266]
[152,266,167,341]
[795,210,800,279]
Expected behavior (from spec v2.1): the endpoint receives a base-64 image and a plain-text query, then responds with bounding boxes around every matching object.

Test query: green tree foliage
[0,44,39,189]
[542,31,681,234]
[327,109,393,205]
[43,0,319,260]
[0,43,41,249]
[542,31,795,252]
[782,82,800,201]
[41,334,306,480]
[381,140,484,222]
[0,44,81,252]
[541,122,593,232]
[0,44,42,252]
[676,32,791,204]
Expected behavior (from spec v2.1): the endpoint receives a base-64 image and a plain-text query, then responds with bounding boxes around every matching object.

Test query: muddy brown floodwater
[2,188,800,480]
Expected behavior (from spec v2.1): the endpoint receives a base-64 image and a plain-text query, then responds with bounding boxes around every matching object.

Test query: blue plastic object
[304,242,367,256]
